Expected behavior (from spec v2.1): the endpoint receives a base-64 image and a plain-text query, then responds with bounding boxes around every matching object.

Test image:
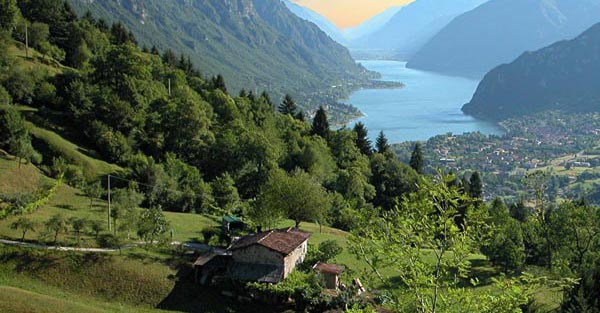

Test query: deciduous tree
[11,217,36,241]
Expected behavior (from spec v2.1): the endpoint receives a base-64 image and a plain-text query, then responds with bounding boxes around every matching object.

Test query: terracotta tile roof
[314,262,345,275]
[229,228,311,255]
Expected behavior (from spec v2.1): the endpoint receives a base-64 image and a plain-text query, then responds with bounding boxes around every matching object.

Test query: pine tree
[150,45,160,56]
[409,143,424,174]
[294,110,305,121]
[278,94,297,115]
[353,122,372,156]
[212,75,227,93]
[260,91,273,107]
[162,49,178,68]
[469,171,483,199]
[376,131,390,154]
[312,106,329,139]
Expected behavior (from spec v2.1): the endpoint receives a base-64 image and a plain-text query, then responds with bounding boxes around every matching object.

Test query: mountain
[407,0,600,78]
[343,6,402,42]
[283,0,346,45]
[350,0,488,59]
[462,23,600,121]
[69,0,371,106]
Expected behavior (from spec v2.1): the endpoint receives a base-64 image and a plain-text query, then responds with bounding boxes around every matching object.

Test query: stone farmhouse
[194,228,311,285]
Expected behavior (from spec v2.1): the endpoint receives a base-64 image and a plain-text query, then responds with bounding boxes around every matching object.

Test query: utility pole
[107,175,112,232]
[25,23,29,58]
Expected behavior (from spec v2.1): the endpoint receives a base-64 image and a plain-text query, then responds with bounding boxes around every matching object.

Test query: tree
[44,214,67,245]
[551,202,600,311]
[0,86,11,106]
[89,219,103,238]
[260,91,273,107]
[278,94,297,115]
[69,217,87,245]
[312,106,329,139]
[0,107,36,167]
[161,49,177,68]
[137,206,170,245]
[111,187,143,236]
[353,122,372,156]
[349,174,540,312]
[258,169,331,228]
[211,172,240,212]
[212,74,227,93]
[317,240,343,262]
[10,217,36,241]
[481,198,525,272]
[469,171,483,199]
[110,21,134,45]
[0,0,18,30]
[370,153,419,210]
[82,180,102,210]
[409,142,424,174]
[375,131,390,154]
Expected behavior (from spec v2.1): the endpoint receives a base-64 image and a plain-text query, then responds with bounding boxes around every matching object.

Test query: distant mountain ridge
[283,0,347,44]
[462,22,600,121]
[408,0,600,78]
[69,0,371,106]
[350,0,488,59]
[343,6,402,42]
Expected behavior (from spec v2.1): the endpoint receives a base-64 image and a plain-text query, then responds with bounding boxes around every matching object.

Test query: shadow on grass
[56,204,76,211]
[0,248,110,273]
[157,264,276,313]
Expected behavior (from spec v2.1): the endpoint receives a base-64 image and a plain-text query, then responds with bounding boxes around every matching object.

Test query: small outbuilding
[313,262,345,290]
[222,215,245,233]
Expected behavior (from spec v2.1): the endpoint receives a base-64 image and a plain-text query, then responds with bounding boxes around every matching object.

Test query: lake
[346,60,502,143]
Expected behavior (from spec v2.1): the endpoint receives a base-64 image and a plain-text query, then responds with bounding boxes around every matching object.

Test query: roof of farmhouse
[229,228,311,255]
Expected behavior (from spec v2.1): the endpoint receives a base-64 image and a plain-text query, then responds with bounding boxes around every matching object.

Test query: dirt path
[0,238,123,252]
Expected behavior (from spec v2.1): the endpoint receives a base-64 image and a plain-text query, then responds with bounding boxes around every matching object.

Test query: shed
[313,262,344,290]
[222,215,245,233]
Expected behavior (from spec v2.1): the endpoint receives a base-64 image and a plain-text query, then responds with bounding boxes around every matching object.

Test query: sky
[292,0,413,28]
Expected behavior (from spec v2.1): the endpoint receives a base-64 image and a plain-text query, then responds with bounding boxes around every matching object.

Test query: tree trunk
[295,220,301,228]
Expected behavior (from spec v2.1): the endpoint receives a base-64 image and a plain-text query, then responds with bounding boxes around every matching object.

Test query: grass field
[29,124,123,178]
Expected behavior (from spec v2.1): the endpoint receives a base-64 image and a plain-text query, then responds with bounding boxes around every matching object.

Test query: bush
[201,227,220,244]
[34,81,56,106]
[0,85,11,105]
[96,233,122,250]
[318,240,343,262]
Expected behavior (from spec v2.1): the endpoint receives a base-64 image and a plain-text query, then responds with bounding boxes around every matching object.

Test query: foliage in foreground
[349,174,551,312]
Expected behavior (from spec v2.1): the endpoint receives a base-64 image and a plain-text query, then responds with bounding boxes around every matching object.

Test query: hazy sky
[292,0,413,28]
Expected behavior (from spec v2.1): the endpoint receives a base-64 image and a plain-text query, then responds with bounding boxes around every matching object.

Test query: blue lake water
[346,60,502,143]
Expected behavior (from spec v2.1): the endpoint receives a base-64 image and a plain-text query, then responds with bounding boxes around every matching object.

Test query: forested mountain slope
[68,0,372,106]
[463,23,600,120]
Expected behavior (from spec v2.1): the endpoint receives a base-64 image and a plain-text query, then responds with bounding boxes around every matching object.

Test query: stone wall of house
[283,240,308,278]
[232,244,283,265]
